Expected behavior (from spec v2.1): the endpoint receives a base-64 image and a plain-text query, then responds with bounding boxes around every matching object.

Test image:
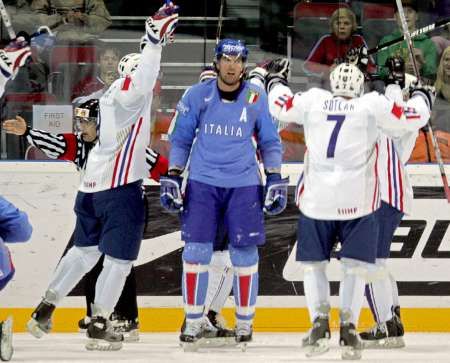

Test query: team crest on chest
[246,89,259,104]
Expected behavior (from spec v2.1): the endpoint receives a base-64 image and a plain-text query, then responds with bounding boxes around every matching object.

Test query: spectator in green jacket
[376,0,437,82]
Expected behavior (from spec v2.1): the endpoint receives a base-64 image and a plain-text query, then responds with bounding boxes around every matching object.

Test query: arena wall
[1,161,450,332]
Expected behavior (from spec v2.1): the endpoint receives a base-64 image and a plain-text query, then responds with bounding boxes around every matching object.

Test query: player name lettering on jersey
[323,99,355,112]
[203,123,243,137]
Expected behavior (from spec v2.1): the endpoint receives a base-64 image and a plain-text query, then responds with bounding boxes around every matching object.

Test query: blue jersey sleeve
[254,92,282,171]
[0,196,32,243]
[169,86,200,170]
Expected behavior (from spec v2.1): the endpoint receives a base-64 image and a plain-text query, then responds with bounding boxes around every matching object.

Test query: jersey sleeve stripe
[122,76,132,91]
[59,134,78,161]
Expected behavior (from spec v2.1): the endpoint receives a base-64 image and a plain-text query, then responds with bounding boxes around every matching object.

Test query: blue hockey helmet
[214,39,248,62]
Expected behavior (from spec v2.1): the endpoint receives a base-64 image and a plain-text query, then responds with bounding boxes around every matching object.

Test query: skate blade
[123,330,140,343]
[85,339,122,351]
[361,336,405,349]
[236,342,248,352]
[305,338,330,358]
[180,341,200,352]
[199,336,237,348]
[341,345,362,360]
[26,319,45,339]
[0,316,13,362]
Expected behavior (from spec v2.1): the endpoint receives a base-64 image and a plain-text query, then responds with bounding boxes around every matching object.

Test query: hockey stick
[0,0,15,39]
[368,16,450,55]
[216,0,225,45]
[395,0,450,203]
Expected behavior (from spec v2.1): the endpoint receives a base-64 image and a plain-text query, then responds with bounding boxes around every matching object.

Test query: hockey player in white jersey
[25,2,178,351]
[267,61,431,360]
[359,56,430,349]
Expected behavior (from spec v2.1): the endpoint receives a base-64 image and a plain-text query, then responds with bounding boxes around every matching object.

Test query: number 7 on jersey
[326,114,345,158]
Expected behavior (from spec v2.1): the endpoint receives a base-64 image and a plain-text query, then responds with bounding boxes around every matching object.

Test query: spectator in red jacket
[304,7,375,85]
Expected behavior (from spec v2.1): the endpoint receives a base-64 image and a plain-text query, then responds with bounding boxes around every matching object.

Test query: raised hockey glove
[264,173,289,216]
[346,45,369,73]
[410,85,436,111]
[265,58,290,93]
[160,175,183,213]
[145,1,179,46]
[247,66,267,88]
[0,35,32,81]
[385,56,405,89]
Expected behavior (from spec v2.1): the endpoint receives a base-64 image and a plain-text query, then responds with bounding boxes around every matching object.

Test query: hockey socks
[365,258,394,324]
[302,261,330,322]
[182,243,213,319]
[340,258,369,326]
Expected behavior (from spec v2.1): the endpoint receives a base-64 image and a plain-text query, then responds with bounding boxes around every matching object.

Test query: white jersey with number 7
[268,84,430,220]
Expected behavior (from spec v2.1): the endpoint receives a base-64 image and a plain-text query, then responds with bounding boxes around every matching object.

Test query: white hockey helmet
[330,63,364,98]
[117,53,141,77]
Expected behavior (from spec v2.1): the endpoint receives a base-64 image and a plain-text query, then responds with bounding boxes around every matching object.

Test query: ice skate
[85,316,123,351]
[340,322,362,360]
[0,316,13,361]
[359,316,405,349]
[27,296,56,338]
[200,311,236,347]
[235,320,252,351]
[302,315,330,358]
[180,319,205,352]
[78,316,91,332]
[111,314,140,342]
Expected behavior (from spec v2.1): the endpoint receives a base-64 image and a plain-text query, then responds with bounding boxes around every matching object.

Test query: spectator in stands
[303,7,375,83]
[409,45,450,163]
[431,24,450,60]
[377,0,437,82]
[30,0,112,42]
[433,46,450,134]
[72,42,120,102]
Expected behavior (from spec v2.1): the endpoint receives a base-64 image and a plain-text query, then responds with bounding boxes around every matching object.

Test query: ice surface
[11,332,450,362]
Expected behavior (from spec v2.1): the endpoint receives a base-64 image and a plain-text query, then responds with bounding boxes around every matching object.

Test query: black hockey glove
[385,56,405,89]
[264,58,290,93]
[346,45,369,73]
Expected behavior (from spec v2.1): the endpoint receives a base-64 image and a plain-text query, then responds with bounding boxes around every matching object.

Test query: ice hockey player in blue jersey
[160,38,288,350]
[0,196,32,361]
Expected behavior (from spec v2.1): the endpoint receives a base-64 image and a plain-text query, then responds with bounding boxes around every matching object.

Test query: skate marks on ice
[11,332,450,362]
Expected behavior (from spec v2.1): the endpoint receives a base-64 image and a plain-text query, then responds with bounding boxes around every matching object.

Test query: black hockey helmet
[74,99,99,124]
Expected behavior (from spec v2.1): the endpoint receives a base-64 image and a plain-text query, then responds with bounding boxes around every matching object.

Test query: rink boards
[1,161,450,332]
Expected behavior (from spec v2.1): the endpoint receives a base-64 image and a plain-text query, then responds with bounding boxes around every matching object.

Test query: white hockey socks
[366,258,394,323]
[47,246,102,304]
[302,261,330,322]
[340,257,370,325]
[94,255,133,317]
[206,250,233,313]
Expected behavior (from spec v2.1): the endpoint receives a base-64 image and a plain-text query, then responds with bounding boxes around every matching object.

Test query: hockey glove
[145,1,179,46]
[346,45,369,73]
[265,58,290,93]
[264,173,289,216]
[248,66,267,88]
[160,175,183,213]
[385,56,405,89]
[410,85,436,111]
[0,35,32,81]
